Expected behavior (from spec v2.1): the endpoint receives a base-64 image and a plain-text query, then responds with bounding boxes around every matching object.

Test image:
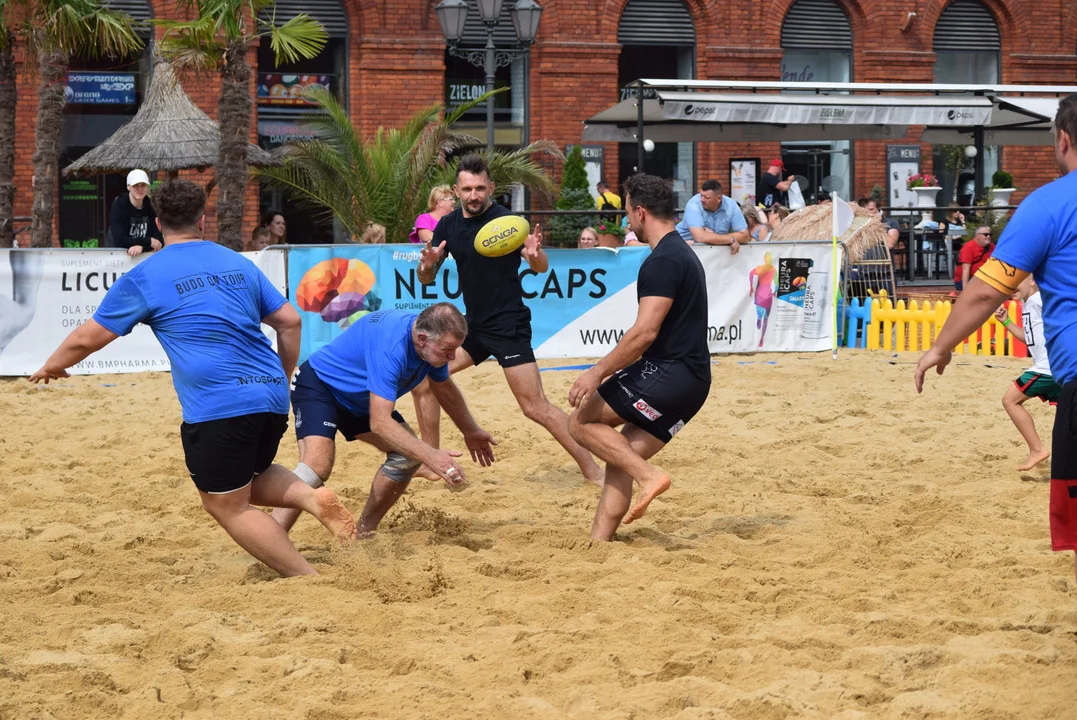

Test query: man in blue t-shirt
[674,179,748,251]
[915,94,1077,583]
[29,180,357,578]
[275,303,496,536]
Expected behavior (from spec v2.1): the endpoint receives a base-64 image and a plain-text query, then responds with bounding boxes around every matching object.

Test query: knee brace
[381,452,421,483]
[293,462,324,489]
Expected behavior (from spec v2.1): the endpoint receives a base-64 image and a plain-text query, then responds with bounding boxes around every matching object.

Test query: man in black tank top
[413,154,602,485]
[568,173,711,540]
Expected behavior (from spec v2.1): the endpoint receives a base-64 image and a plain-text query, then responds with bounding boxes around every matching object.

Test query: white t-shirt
[1022,292,1052,376]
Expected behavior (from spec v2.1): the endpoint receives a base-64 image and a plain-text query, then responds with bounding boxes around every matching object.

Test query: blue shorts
[291,360,404,441]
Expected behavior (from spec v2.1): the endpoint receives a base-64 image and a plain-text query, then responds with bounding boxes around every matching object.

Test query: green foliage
[870,184,884,201]
[548,145,601,246]
[992,170,1014,189]
[254,87,561,243]
[23,0,143,63]
[560,146,588,192]
[156,0,327,73]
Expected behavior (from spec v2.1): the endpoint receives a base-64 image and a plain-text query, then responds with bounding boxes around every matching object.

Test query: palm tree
[0,0,18,248]
[157,0,327,250]
[26,0,143,248]
[254,88,561,243]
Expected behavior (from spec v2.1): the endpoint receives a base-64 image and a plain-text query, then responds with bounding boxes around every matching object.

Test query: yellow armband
[974,257,1029,295]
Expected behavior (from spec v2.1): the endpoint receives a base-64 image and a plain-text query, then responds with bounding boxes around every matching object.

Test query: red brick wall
[11,0,1077,240]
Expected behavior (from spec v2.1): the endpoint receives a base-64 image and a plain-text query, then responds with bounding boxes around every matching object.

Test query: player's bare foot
[1018,448,1050,471]
[312,487,358,543]
[622,471,671,524]
[414,464,441,481]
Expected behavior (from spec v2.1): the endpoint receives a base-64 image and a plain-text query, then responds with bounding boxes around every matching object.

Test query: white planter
[911,186,941,228]
[990,188,1014,223]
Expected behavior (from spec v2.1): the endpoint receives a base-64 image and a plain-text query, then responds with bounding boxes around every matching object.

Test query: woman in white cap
[108,169,163,257]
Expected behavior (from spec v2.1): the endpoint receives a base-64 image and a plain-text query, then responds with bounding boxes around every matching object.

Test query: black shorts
[1049,379,1077,551]
[598,358,710,443]
[462,317,535,368]
[180,412,288,494]
[291,361,404,441]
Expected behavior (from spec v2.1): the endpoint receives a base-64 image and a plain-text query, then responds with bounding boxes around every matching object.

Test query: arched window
[256,0,349,244]
[780,0,853,204]
[617,0,696,208]
[59,0,154,248]
[933,0,1000,84]
[933,0,1001,206]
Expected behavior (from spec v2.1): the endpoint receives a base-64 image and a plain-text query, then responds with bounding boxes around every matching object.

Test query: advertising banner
[287,242,839,363]
[257,74,331,106]
[64,72,136,105]
[0,249,286,376]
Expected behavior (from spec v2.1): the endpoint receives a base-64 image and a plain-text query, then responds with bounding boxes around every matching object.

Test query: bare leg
[503,362,604,486]
[1003,385,1050,470]
[351,429,417,535]
[569,394,668,538]
[411,379,441,481]
[412,349,475,479]
[271,435,336,532]
[200,483,318,577]
[253,463,355,543]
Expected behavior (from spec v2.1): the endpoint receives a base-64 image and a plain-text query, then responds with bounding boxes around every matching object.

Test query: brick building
[14,0,1077,246]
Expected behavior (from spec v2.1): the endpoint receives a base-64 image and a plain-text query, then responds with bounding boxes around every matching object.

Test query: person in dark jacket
[108,169,162,256]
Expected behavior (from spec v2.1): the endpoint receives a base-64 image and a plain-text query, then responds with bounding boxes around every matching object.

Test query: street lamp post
[436,0,544,155]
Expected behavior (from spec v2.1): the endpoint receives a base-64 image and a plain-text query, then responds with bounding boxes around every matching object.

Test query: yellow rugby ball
[474,215,530,258]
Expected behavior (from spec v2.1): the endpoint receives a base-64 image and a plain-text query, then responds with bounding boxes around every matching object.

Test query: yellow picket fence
[863,295,1026,356]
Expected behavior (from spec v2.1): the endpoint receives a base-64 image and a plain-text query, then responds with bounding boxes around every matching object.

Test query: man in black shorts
[414,153,602,485]
[567,173,711,540]
[29,180,356,577]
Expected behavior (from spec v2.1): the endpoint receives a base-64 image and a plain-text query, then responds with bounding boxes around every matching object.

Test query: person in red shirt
[954,226,995,292]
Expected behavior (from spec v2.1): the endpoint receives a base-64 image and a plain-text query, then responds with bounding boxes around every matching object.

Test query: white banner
[0,248,287,376]
[535,242,839,357]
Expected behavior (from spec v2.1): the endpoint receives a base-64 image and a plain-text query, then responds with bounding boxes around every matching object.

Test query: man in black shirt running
[415,154,602,485]
[568,173,711,539]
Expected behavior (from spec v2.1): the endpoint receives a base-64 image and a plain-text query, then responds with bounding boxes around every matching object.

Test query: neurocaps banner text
[0,248,287,376]
[287,242,840,362]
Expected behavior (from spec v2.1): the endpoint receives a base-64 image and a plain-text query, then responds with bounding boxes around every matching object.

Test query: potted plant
[990,170,1016,208]
[906,173,941,228]
[595,220,624,248]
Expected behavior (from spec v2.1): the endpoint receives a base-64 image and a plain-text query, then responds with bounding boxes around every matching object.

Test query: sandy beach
[1,351,1075,719]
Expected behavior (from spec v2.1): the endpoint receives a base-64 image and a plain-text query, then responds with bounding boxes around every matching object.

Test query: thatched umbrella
[63,55,277,181]
[768,201,890,262]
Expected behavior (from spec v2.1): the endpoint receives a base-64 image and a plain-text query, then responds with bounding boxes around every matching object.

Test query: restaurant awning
[582,80,1076,146]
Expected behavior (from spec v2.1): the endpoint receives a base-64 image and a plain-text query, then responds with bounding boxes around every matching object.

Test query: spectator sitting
[674,179,748,253]
[109,169,163,257]
[577,227,598,249]
[953,226,994,292]
[360,222,386,245]
[247,226,271,252]
[941,204,966,237]
[742,202,769,242]
[857,197,899,251]
[766,204,790,233]
[261,211,287,245]
[409,185,455,244]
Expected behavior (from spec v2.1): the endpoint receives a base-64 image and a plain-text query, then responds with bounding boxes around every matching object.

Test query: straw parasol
[768,201,890,262]
[63,55,277,178]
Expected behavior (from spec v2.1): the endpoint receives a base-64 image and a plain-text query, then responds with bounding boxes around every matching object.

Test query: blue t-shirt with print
[990,170,1077,385]
[307,310,450,417]
[675,193,748,242]
[93,241,290,423]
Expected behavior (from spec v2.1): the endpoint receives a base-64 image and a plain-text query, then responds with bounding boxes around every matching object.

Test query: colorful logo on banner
[257,74,331,106]
[287,246,646,362]
[64,73,136,105]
